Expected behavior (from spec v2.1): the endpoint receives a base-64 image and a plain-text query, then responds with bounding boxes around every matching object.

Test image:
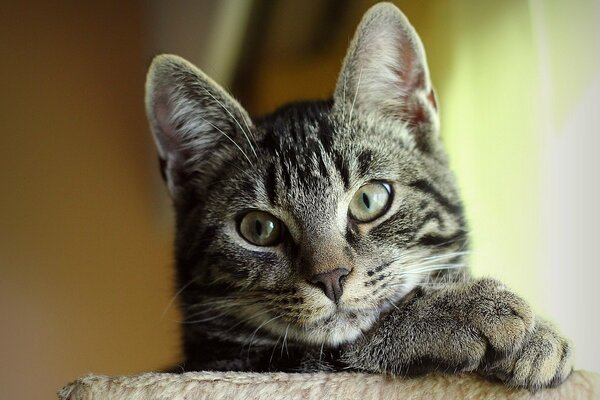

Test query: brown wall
[0,2,179,398]
[0,2,446,398]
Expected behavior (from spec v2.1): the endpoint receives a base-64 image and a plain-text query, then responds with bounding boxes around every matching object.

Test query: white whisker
[199,116,252,165]
[421,251,470,262]
[225,307,279,332]
[348,67,363,127]
[341,73,347,125]
[161,278,198,319]
[269,332,283,366]
[404,263,466,275]
[388,299,400,311]
[281,323,291,358]
[246,314,282,356]
[179,312,229,324]
[202,88,258,158]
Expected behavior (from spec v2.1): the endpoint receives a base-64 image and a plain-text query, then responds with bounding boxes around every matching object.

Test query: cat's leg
[341,278,573,390]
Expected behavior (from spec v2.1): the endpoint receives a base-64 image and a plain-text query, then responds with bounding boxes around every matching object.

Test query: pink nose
[309,268,350,303]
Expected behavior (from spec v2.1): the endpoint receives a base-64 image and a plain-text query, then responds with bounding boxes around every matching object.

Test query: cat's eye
[238,211,283,246]
[349,182,392,222]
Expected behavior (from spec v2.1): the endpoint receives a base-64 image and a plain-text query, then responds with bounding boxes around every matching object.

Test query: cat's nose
[309,268,350,303]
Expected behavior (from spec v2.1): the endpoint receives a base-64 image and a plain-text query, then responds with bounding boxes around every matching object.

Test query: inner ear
[333,3,439,145]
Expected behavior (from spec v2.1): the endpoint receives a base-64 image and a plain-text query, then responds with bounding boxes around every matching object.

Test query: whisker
[420,251,470,262]
[246,314,283,357]
[319,338,326,362]
[241,113,258,149]
[404,263,466,275]
[398,252,467,270]
[199,115,252,165]
[178,311,229,324]
[281,323,291,358]
[225,307,279,332]
[185,299,253,311]
[160,278,199,319]
[269,332,283,367]
[348,66,363,127]
[202,87,258,158]
[407,236,468,251]
[184,303,247,320]
[183,298,267,323]
[341,73,347,125]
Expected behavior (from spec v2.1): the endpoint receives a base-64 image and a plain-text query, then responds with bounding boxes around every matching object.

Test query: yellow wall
[440,1,541,297]
[426,0,600,371]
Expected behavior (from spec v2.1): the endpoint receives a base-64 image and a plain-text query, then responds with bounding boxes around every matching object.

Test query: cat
[144,2,573,390]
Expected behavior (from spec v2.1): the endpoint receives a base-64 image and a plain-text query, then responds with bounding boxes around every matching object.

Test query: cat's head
[145,3,467,347]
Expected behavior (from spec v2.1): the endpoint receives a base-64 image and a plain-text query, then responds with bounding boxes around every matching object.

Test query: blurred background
[1,0,599,398]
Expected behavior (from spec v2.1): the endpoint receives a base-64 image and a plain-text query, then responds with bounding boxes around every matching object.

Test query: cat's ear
[334,3,439,147]
[145,54,255,199]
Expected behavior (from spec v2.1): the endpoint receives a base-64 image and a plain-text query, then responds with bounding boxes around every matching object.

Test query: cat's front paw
[341,279,536,376]
[461,278,535,364]
[490,319,574,390]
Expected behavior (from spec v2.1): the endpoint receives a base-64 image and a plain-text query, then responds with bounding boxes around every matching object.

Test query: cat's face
[145,3,467,346]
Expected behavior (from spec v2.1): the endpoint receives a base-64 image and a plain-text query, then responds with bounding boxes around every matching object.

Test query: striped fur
[145,3,572,390]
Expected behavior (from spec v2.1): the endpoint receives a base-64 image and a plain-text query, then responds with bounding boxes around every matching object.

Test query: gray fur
[144,2,573,391]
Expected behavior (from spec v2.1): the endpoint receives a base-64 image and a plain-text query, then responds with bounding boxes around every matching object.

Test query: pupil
[362,192,370,209]
[255,220,263,236]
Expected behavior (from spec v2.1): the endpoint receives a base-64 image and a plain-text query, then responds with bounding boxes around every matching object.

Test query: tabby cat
[145,2,573,390]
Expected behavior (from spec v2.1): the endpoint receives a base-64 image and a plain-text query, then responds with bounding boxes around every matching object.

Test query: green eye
[349,182,392,222]
[239,211,283,246]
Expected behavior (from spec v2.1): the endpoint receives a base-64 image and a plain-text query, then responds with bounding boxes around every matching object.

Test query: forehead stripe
[333,152,351,190]
[408,179,462,215]
[265,163,278,205]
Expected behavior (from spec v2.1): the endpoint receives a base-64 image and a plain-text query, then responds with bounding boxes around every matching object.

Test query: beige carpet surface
[59,370,600,400]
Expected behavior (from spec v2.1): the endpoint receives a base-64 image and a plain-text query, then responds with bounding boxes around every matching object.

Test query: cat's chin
[284,288,417,347]
[265,306,382,347]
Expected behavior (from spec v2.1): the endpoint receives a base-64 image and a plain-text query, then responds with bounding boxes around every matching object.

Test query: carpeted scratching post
[59,370,600,400]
